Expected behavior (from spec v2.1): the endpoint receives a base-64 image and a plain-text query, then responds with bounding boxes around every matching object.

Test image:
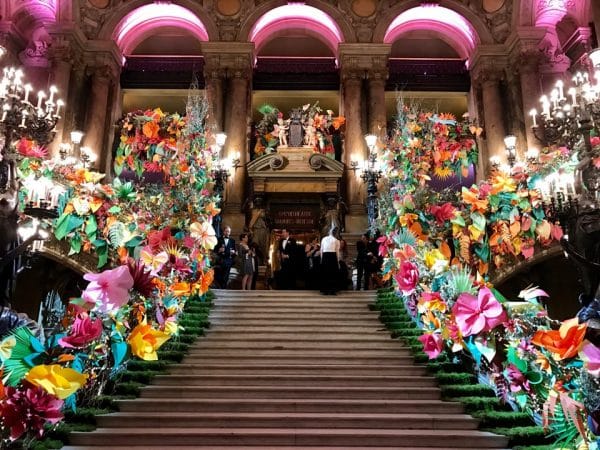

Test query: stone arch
[10,0,57,26]
[238,0,356,53]
[98,0,218,51]
[373,0,494,49]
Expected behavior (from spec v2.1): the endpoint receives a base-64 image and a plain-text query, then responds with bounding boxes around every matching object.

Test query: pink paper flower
[394,260,419,295]
[82,265,134,314]
[58,313,103,348]
[418,332,444,359]
[580,341,600,377]
[0,382,63,440]
[452,287,507,337]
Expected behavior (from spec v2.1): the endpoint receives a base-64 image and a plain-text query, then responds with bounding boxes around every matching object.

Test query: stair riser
[206,330,389,336]
[212,305,371,311]
[69,433,507,448]
[140,388,440,399]
[168,366,428,376]
[193,342,403,349]
[117,401,464,414]
[96,416,477,430]
[185,350,413,357]
[182,356,417,364]
[152,376,437,388]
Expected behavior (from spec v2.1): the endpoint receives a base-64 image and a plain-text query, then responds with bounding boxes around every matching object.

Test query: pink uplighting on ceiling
[249,4,343,56]
[114,3,209,55]
[22,0,57,22]
[384,5,478,60]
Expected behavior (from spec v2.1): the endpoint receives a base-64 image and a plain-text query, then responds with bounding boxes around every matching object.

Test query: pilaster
[470,49,508,175]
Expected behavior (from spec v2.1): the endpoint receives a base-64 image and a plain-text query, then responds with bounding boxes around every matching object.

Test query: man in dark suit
[355,232,369,290]
[277,228,296,289]
[214,225,237,288]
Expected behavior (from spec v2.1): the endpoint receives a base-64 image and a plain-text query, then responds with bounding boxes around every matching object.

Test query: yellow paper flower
[189,221,218,250]
[424,249,448,271]
[25,364,88,399]
[128,322,171,361]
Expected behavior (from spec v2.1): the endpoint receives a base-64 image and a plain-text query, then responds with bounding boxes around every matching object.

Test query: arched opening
[114,3,209,114]
[383,5,479,187]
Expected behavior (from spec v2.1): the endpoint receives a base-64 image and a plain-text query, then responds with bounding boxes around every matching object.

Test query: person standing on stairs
[214,225,237,288]
[277,228,297,289]
[239,233,254,290]
[355,232,369,290]
[320,226,340,295]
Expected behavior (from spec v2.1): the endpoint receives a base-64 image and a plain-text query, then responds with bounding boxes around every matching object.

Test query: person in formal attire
[337,234,350,290]
[304,235,321,289]
[238,233,254,290]
[277,228,296,289]
[214,226,236,288]
[320,227,340,295]
[365,231,382,290]
[355,233,369,290]
[249,199,269,261]
[250,241,261,290]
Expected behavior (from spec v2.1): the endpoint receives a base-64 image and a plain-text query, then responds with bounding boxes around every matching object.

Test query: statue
[274,115,289,147]
[249,197,270,264]
[304,118,316,147]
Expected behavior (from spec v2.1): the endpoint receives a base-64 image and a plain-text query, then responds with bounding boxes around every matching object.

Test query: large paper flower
[190,221,218,250]
[0,382,64,440]
[394,260,419,295]
[452,287,507,337]
[25,364,88,399]
[418,332,444,359]
[532,318,587,361]
[82,265,134,314]
[128,322,171,361]
[58,313,103,349]
[580,341,600,377]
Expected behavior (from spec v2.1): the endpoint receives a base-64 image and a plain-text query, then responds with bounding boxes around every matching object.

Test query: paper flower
[0,382,64,440]
[82,265,134,314]
[394,260,419,295]
[531,318,587,361]
[127,259,156,297]
[580,341,600,377]
[25,364,88,399]
[429,202,456,225]
[452,287,507,337]
[418,332,444,359]
[190,221,218,250]
[127,322,171,361]
[58,313,103,348]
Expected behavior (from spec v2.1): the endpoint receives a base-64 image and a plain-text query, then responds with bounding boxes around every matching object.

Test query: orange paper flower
[531,318,587,361]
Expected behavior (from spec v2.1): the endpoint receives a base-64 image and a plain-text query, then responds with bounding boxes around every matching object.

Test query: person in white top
[320,227,340,295]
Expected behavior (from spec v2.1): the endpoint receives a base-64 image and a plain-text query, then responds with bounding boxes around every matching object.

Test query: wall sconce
[80,146,97,169]
[70,130,84,158]
[504,134,517,168]
[525,147,539,165]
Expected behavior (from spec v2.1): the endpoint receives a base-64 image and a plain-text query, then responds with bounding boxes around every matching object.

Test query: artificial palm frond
[447,266,476,296]
[394,228,417,247]
[3,327,41,386]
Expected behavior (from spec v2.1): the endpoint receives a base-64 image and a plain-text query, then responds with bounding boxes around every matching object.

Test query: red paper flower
[0,382,64,440]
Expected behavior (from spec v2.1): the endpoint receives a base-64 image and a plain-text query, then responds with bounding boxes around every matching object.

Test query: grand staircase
[66,290,509,449]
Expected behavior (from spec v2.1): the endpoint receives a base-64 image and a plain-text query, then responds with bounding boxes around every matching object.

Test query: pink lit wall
[249,4,343,56]
[113,3,209,55]
[383,5,478,60]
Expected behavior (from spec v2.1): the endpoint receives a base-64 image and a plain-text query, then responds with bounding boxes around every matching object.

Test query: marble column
[47,56,72,157]
[84,66,114,173]
[367,69,387,137]
[518,55,543,151]
[223,68,250,217]
[341,69,366,216]
[476,70,507,174]
[204,68,225,133]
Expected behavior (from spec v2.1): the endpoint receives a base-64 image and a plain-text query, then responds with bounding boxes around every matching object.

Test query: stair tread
[97,412,475,419]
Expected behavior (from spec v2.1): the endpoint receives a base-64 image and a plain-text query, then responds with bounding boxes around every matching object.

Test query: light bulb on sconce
[489,155,501,169]
[525,148,539,164]
[503,134,517,168]
[364,134,377,152]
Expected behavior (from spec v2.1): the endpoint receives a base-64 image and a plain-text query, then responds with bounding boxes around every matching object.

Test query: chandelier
[530,48,600,313]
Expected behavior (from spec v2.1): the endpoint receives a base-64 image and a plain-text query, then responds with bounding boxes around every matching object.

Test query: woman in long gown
[319,227,340,295]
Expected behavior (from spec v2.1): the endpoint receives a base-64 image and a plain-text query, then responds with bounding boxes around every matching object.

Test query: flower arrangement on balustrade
[0,101,219,445]
[376,103,600,447]
[252,102,345,159]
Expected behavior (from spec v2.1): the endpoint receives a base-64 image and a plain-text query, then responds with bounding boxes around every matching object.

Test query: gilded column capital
[341,68,365,84]
[470,60,505,87]
[366,68,388,83]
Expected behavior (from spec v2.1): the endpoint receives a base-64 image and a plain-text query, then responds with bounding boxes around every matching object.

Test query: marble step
[95,412,478,430]
[68,428,509,448]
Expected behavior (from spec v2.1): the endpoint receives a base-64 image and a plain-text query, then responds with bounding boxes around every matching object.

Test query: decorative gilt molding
[308,153,344,173]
